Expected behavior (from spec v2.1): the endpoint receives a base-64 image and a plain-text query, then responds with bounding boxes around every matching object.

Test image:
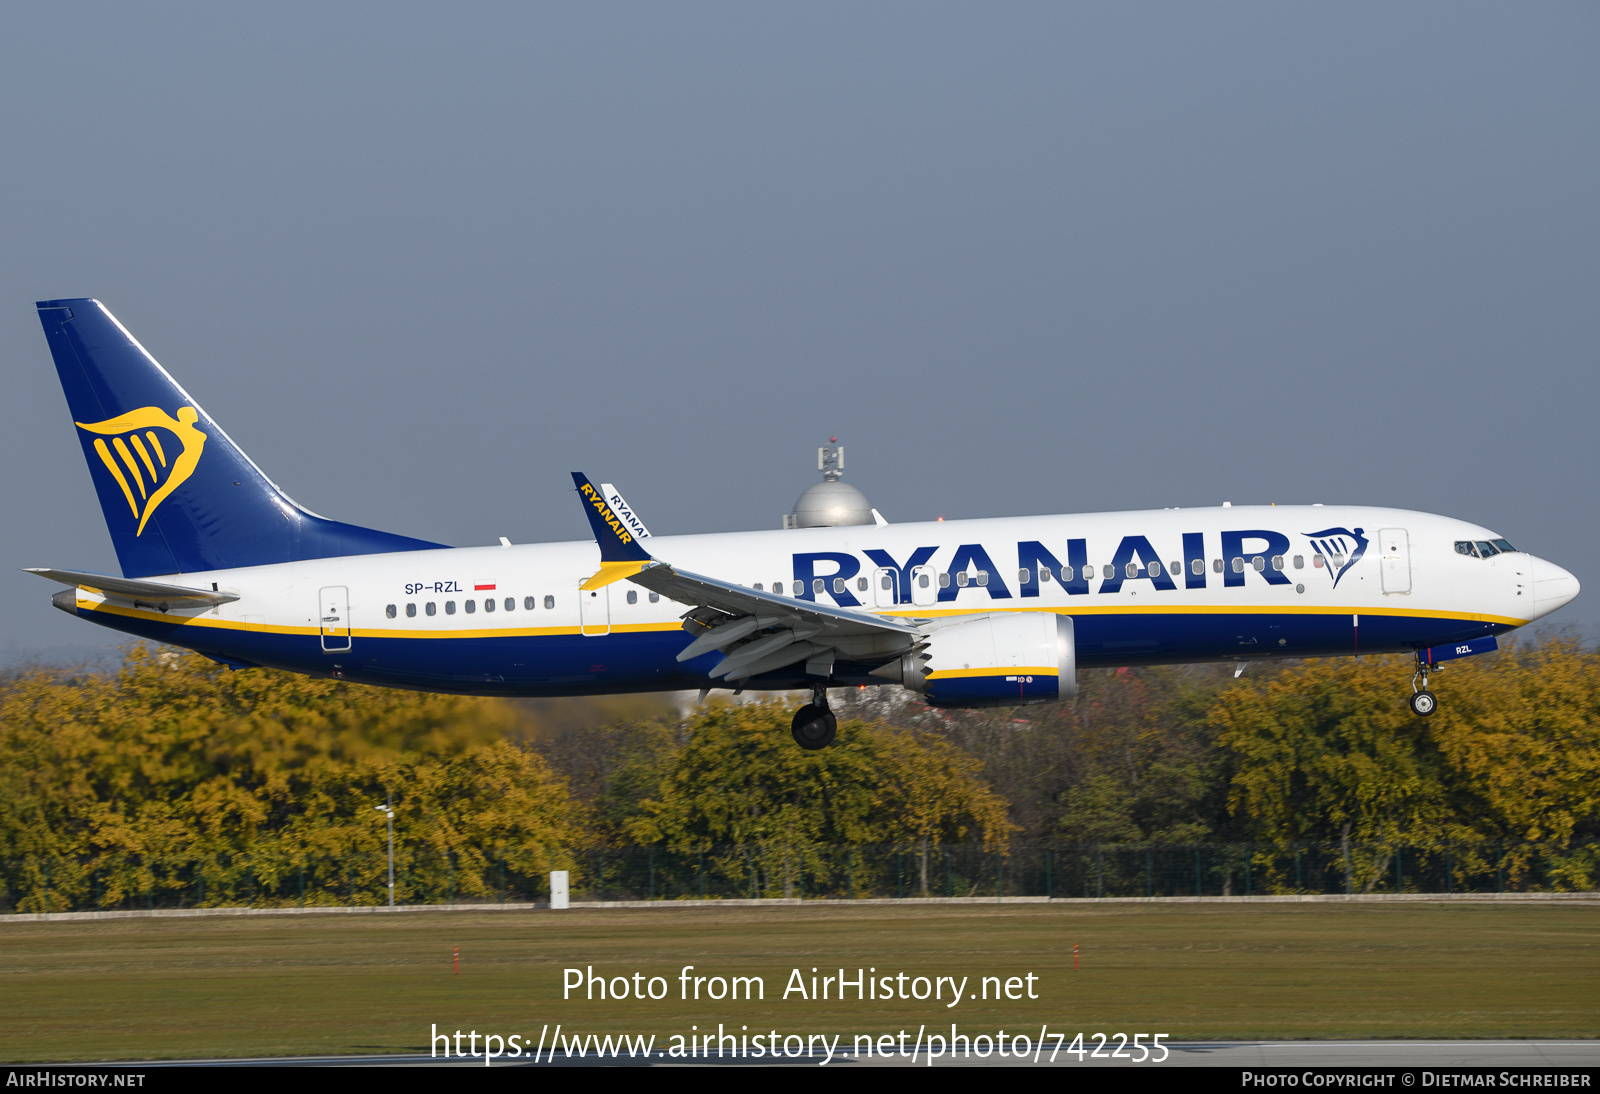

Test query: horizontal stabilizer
[25,567,239,608]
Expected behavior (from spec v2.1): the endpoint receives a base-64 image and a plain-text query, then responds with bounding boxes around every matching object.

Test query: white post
[550,870,569,910]
[374,796,397,909]
[385,792,394,908]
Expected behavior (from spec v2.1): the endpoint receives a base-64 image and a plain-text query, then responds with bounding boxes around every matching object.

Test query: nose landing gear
[1409,662,1437,717]
[791,685,837,750]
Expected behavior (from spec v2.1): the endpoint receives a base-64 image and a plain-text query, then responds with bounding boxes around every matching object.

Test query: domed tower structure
[783,438,882,529]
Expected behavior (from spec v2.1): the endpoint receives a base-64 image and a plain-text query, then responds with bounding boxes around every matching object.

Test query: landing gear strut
[791,686,837,750]
[1409,663,1438,717]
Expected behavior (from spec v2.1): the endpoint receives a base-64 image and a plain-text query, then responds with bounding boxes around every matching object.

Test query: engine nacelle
[877,612,1076,708]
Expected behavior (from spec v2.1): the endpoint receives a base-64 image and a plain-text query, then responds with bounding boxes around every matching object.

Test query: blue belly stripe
[71,605,1509,696]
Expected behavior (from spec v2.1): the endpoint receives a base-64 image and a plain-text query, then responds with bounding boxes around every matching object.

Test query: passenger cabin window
[939,572,951,588]
[649,592,659,603]
[1125,562,1139,579]
[1271,555,1285,571]
[792,581,804,594]
[626,590,638,604]
[465,600,475,613]
[483,598,494,612]
[956,572,969,587]
[524,596,536,610]
[446,601,457,614]
[1213,558,1224,573]
[1147,561,1161,578]
[1293,555,1304,569]
[1168,561,1179,576]
[773,580,785,594]
[1040,567,1052,583]
[1103,565,1115,579]
[544,595,555,609]
[813,578,825,594]
[1252,556,1266,571]
[856,576,868,592]
[1191,559,1204,576]
[1313,554,1326,568]
[406,603,416,617]
[977,571,989,586]
[1232,558,1245,573]
[1060,565,1073,582]
[385,604,396,618]
[505,598,514,612]
[426,602,437,616]
[753,583,763,591]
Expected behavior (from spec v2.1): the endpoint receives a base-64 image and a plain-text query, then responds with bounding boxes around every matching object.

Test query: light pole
[374,794,395,908]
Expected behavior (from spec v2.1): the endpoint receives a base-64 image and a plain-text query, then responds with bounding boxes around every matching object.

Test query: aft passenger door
[319,586,351,652]
[1378,528,1412,595]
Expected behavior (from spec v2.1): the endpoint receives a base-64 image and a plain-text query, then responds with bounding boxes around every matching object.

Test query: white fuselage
[64,504,1577,696]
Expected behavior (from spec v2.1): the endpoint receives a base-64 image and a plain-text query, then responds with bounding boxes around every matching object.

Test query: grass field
[2,902,1597,1062]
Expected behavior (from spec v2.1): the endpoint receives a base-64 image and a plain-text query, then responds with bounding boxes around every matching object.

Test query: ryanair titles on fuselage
[781,525,1365,607]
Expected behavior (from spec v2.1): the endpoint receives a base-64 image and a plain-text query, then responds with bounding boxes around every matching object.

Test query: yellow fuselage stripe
[77,597,1527,640]
[926,666,1059,680]
[882,604,1528,627]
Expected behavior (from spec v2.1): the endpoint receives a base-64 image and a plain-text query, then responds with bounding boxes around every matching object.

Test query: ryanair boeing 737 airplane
[28,299,1581,749]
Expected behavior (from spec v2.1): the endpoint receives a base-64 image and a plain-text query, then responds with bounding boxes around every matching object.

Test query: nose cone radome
[1529,556,1581,620]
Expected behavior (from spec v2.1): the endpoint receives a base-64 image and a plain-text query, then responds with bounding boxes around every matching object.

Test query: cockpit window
[1456,539,1516,559]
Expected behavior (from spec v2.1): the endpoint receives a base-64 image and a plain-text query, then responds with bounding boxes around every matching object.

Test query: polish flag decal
[475,584,496,591]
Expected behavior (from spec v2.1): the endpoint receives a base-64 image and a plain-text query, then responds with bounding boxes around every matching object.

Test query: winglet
[571,472,654,589]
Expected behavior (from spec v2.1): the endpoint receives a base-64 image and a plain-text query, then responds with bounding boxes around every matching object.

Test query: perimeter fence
[4,840,1596,914]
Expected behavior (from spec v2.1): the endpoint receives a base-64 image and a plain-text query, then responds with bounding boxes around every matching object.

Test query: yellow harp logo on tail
[76,407,208,536]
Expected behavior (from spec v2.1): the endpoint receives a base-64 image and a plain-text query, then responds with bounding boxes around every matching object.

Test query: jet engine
[872,612,1076,708]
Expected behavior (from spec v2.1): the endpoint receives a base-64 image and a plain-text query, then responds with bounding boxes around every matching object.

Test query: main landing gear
[1409,662,1438,717]
[791,686,837,750]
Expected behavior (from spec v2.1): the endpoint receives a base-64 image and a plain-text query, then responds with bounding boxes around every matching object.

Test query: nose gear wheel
[1409,663,1438,717]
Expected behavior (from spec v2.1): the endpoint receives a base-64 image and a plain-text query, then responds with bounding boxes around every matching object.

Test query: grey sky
[1,3,1595,662]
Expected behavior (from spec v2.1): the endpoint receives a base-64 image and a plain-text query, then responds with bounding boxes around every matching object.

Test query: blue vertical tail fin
[37,298,446,577]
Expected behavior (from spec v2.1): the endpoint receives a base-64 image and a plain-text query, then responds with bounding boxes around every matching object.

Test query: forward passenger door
[1378,528,1412,595]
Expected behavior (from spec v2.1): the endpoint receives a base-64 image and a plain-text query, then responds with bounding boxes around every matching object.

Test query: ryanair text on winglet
[579,482,635,547]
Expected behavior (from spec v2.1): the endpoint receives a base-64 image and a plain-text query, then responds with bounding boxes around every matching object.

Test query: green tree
[626,701,1012,849]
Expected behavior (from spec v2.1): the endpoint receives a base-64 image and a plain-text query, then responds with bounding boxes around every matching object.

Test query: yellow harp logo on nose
[76,406,208,536]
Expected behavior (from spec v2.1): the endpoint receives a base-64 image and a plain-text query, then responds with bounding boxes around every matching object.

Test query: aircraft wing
[569,473,917,683]
[25,567,240,608]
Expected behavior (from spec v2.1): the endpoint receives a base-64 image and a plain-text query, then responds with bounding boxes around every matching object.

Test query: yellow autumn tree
[0,648,581,911]
[1212,637,1600,891]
